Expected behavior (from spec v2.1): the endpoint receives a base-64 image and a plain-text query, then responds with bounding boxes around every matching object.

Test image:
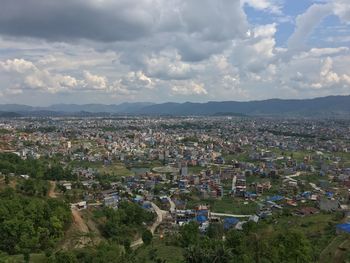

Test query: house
[319,198,340,212]
[336,223,350,234]
[62,182,72,190]
[296,207,319,216]
[104,195,120,208]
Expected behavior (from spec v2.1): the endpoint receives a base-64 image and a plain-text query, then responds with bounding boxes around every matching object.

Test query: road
[131,202,166,248]
[167,197,176,213]
[284,171,301,182]
[211,212,252,218]
[48,181,58,198]
[310,182,325,193]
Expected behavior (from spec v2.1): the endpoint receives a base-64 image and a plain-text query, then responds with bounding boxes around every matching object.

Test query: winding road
[131,202,166,248]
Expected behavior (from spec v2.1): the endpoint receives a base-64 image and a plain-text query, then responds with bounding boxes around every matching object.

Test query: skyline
[0,0,349,105]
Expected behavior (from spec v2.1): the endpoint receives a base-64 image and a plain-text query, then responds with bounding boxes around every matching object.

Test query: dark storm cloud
[0,0,156,42]
[0,0,248,45]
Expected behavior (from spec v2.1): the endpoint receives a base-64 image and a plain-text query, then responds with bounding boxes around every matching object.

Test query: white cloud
[0,58,35,73]
[171,81,207,95]
[288,0,350,51]
[242,0,282,15]
[288,3,333,50]
[83,71,108,90]
[311,57,350,88]
[333,0,350,24]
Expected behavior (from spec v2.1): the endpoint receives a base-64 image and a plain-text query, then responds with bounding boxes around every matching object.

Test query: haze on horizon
[0,0,349,106]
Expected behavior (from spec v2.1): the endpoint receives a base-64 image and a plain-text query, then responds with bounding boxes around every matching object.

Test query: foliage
[142,230,153,246]
[179,222,313,263]
[179,222,200,247]
[49,242,133,263]
[0,188,71,255]
[97,201,155,246]
[16,179,49,197]
[44,164,76,181]
[0,153,74,181]
[0,153,44,178]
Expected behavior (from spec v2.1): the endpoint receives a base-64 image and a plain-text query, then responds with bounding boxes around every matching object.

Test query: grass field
[69,160,134,177]
[98,163,134,176]
[186,196,258,215]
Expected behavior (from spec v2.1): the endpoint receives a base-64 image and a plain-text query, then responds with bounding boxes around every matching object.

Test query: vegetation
[0,188,71,255]
[48,242,132,263]
[95,201,155,247]
[0,153,74,181]
[178,221,313,263]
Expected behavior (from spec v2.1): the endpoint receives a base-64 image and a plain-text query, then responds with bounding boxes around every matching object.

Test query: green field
[186,196,258,215]
[69,160,134,177]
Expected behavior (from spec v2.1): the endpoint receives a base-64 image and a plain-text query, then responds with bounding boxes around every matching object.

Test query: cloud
[0,0,349,104]
[288,0,350,51]
[242,0,282,15]
[333,0,350,24]
[311,56,350,88]
[171,81,208,95]
[0,58,35,73]
[120,71,155,91]
[0,0,157,42]
[0,0,248,44]
[83,71,108,90]
[288,3,333,50]
[0,58,83,93]
[231,23,277,73]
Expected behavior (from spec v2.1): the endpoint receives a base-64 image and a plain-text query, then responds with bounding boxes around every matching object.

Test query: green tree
[274,230,312,263]
[142,230,153,246]
[179,222,200,247]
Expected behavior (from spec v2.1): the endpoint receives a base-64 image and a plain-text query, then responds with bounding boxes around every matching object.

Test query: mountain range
[1,95,350,117]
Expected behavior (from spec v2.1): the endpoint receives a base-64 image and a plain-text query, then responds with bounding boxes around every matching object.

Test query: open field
[186,196,258,215]
[69,160,134,177]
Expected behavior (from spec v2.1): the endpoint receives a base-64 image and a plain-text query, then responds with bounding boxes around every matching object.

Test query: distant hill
[1,95,350,117]
[0,111,22,118]
[136,96,350,117]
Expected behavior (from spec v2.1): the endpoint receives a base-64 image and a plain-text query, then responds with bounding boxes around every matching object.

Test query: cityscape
[1,0,350,262]
[1,115,350,262]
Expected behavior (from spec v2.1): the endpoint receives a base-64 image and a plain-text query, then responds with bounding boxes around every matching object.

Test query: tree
[142,230,153,246]
[274,230,312,263]
[207,223,224,239]
[52,251,78,263]
[179,222,200,247]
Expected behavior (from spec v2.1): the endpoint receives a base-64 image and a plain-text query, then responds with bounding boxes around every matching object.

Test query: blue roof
[197,210,208,216]
[196,215,208,223]
[267,195,284,202]
[224,217,239,229]
[336,223,350,233]
[142,203,152,209]
[301,191,311,197]
[326,192,334,198]
[224,217,239,224]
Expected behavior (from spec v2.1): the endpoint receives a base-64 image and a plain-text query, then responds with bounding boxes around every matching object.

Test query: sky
[0,0,349,106]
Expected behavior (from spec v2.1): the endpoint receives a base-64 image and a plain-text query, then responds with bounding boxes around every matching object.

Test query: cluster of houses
[1,116,350,235]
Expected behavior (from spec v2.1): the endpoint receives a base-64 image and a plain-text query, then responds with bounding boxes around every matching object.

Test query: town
[1,116,350,262]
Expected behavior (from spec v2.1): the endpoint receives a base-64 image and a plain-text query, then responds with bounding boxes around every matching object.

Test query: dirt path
[60,208,92,249]
[72,209,89,233]
[131,202,166,248]
[48,181,58,198]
